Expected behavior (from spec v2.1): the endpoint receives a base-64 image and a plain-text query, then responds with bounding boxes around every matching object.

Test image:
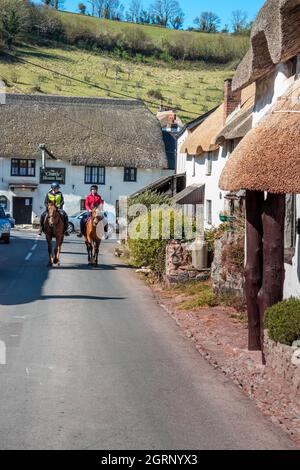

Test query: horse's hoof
[48,263,52,268]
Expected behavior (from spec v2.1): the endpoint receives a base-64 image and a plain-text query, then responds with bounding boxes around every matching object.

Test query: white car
[67,210,116,238]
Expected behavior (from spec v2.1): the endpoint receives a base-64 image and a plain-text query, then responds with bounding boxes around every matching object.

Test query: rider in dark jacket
[39,182,69,235]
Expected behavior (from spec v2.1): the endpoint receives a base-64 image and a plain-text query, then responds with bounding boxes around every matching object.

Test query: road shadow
[54,263,128,271]
[41,295,126,301]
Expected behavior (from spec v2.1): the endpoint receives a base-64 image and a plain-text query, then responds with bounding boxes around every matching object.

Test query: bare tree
[103,0,124,20]
[42,0,65,8]
[231,10,249,34]
[87,0,96,16]
[127,0,142,23]
[194,11,220,33]
[150,0,184,28]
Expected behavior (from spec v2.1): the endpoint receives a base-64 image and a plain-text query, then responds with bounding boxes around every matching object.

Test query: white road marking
[25,368,29,376]
[25,252,32,261]
[0,341,6,365]
[31,244,37,251]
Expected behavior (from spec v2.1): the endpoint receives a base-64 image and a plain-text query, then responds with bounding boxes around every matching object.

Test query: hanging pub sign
[40,168,66,185]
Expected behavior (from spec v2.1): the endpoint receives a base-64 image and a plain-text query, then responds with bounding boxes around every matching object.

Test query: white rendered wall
[176,129,189,174]
[184,145,228,229]
[0,157,173,223]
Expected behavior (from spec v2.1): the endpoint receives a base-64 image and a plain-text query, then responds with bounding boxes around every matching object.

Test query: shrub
[265,298,300,346]
[0,0,31,47]
[29,5,64,41]
[147,88,164,101]
[127,192,190,278]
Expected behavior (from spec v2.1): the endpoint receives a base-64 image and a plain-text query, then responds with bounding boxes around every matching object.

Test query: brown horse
[85,207,103,266]
[44,203,65,267]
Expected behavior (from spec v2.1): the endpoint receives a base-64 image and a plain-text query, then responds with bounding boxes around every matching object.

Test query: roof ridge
[4,93,143,107]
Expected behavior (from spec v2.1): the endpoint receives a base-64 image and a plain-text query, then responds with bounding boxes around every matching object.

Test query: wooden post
[258,193,285,362]
[245,190,264,351]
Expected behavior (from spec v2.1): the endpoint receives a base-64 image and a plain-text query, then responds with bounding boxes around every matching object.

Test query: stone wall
[165,240,209,285]
[264,331,300,397]
[211,230,245,296]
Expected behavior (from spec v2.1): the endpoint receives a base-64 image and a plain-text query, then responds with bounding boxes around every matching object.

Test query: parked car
[0,207,11,244]
[67,210,116,237]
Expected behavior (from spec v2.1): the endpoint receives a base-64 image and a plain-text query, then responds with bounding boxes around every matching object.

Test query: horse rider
[78,185,109,238]
[38,182,69,236]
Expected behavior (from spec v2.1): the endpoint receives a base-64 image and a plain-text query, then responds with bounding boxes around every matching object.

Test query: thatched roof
[219,78,300,194]
[181,105,224,156]
[215,84,255,144]
[0,94,169,169]
[232,0,300,91]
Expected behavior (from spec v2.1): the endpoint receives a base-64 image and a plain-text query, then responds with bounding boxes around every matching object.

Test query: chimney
[223,78,241,124]
[166,112,177,131]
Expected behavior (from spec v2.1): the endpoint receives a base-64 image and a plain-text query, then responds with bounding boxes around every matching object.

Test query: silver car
[67,210,115,237]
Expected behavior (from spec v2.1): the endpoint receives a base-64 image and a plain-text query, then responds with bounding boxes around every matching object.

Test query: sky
[37,1,266,29]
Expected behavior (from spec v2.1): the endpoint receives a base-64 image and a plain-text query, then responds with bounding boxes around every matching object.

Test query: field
[0,43,234,122]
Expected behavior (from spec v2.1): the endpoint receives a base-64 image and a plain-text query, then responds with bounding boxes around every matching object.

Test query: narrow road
[0,231,296,450]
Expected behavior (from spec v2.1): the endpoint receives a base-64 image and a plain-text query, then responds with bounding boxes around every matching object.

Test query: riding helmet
[51,182,60,190]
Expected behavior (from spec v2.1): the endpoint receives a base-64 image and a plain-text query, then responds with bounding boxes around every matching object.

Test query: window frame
[124,167,137,182]
[206,199,212,225]
[11,158,36,177]
[206,155,212,176]
[84,166,106,185]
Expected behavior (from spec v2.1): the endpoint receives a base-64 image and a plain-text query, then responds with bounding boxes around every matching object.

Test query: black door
[13,197,33,224]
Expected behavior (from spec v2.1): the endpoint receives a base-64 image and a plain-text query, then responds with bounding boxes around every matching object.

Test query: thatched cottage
[176,80,255,228]
[0,94,173,224]
[219,0,300,353]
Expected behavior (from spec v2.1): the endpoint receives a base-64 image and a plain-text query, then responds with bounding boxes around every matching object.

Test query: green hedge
[264,298,300,346]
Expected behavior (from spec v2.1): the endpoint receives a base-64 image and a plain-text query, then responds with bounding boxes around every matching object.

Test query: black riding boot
[38,212,46,236]
[64,214,69,236]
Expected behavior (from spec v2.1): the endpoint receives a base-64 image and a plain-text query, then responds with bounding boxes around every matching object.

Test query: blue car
[0,206,12,244]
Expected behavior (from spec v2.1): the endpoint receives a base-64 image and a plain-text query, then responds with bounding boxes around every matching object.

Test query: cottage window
[228,139,235,154]
[284,194,297,264]
[124,167,137,182]
[206,200,212,225]
[85,166,105,185]
[11,159,36,177]
[206,155,212,176]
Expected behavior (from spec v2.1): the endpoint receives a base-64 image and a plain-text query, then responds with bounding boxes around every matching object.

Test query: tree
[170,13,184,30]
[139,9,151,24]
[150,0,184,28]
[78,3,87,14]
[231,10,249,34]
[42,0,65,8]
[103,0,124,21]
[127,0,142,23]
[194,11,220,33]
[0,0,30,48]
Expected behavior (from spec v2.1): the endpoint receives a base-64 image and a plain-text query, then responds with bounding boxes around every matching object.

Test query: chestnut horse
[85,207,104,266]
[44,202,65,267]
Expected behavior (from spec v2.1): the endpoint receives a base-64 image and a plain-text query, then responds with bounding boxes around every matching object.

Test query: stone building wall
[211,230,245,296]
[264,331,300,398]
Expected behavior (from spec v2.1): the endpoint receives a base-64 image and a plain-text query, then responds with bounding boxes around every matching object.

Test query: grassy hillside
[0,44,233,121]
[0,10,246,122]
[58,11,244,48]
